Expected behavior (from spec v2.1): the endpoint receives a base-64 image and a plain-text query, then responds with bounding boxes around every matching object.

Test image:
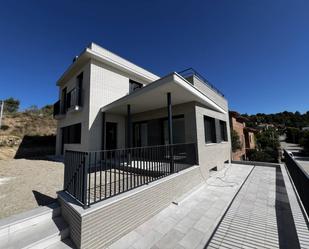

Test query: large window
[62,123,81,144]
[163,115,185,144]
[204,116,216,143]
[220,120,228,141]
[133,122,148,147]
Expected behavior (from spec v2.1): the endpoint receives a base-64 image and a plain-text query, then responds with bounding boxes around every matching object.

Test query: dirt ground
[0,159,63,219]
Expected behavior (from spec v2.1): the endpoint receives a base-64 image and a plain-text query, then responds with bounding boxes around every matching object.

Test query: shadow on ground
[32,190,56,206]
[15,135,55,160]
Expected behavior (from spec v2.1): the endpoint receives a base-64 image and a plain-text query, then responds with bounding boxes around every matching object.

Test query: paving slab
[108,164,253,249]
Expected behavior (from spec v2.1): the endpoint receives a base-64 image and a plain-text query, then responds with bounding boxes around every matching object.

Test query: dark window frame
[62,123,82,144]
[204,116,217,144]
[219,120,228,142]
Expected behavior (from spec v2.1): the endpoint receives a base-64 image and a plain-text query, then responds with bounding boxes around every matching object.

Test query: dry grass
[0,112,56,160]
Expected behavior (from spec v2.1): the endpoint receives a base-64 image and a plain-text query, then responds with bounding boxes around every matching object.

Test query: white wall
[195,103,231,178]
[55,62,91,155]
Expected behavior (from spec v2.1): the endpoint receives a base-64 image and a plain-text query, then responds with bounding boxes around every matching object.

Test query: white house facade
[53,43,232,248]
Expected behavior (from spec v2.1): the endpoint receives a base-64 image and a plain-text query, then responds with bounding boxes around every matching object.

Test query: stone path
[108,164,253,249]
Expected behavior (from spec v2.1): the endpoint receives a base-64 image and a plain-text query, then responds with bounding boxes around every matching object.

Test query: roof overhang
[57,43,159,86]
[101,73,227,115]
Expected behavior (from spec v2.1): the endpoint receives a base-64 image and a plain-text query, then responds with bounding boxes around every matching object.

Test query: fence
[64,143,198,208]
[284,150,309,216]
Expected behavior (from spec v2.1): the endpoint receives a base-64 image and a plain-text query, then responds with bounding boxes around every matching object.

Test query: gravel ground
[0,159,63,219]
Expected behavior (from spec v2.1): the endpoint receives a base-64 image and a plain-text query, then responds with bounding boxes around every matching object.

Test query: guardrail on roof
[178,68,225,97]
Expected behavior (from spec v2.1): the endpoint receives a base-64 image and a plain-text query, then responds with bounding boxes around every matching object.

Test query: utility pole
[0,100,4,129]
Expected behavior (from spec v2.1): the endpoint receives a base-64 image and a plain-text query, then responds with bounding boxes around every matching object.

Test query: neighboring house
[229,111,256,160]
[257,123,275,131]
[53,43,231,248]
[229,111,246,160]
[244,127,257,151]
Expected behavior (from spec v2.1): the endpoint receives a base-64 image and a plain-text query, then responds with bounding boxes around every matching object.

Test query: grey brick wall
[59,166,203,249]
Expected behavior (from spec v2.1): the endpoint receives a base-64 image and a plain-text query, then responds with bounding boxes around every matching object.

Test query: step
[0,202,60,238]
[46,238,76,249]
[0,216,69,249]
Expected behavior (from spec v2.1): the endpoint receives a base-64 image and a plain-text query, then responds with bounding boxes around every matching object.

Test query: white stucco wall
[55,62,91,155]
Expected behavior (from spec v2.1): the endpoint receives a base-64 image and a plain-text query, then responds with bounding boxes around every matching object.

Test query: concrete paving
[108,164,253,249]
[109,163,309,249]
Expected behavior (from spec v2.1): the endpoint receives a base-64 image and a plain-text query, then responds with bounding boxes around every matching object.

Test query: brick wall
[231,116,246,160]
[59,166,204,249]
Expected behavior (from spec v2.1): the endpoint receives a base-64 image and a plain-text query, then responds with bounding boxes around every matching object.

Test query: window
[204,116,216,143]
[163,115,185,144]
[129,79,143,93]
[133,122,148,147]
[220,120,228,141]
[77,72,83,106]
[62,123,81,144]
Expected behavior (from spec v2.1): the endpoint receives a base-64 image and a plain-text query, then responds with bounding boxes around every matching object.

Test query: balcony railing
[53,88,82,118]
[53,100,62,117]
[67,87,82,110]
[178,68,225,97]
[64,143,198,208]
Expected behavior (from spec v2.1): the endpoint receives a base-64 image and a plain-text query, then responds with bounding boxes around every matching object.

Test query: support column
[102,112,106,150]
[167,92,174,173]
[127,104,132,148]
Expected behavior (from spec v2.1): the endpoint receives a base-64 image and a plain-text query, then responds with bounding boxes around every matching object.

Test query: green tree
[3,97,20,113]
[231,129,242,152]
[299,130,309,153]
[286,127,301,143]
[41,105,53,116]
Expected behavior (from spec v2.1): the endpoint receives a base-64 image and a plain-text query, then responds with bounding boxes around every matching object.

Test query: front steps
[0,202,74,249]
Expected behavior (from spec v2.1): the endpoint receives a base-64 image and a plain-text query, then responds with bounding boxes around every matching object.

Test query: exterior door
[106,122,117,150]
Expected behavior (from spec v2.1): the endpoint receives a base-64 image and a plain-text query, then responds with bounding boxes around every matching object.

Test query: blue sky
[0,0,308,114]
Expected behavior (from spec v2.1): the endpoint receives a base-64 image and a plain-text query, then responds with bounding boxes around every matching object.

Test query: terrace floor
[108,163,309,249]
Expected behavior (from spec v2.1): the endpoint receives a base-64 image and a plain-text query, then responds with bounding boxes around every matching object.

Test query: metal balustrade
[64,143,198,208]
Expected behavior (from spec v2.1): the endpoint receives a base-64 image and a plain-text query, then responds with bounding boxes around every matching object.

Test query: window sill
[205,141,229,146]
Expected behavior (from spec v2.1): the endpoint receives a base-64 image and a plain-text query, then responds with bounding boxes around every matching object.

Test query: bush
[3,97,20,113]
[0,125,9,131]
[299,130,309,153]
[286,127,301,143]
[247,149,278,163]
[231,129,242,152]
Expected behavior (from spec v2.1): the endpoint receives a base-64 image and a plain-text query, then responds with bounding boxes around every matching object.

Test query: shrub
[0,125,9,131]
[231,129,242,152]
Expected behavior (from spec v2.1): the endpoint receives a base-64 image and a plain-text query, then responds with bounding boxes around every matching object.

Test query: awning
[101,73,226,115]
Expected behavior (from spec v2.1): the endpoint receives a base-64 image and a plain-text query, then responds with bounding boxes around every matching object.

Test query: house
[229,111,256,160]
[53,43,231,248]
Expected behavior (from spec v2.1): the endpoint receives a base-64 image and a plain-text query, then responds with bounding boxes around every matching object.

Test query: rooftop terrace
[109,163,309,249]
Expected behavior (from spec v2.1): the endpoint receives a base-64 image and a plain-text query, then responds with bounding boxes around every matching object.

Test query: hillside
[0,112,56,160]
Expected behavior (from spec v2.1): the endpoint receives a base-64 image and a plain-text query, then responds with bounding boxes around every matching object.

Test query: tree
[231,129,242,152]
[41,105,53,116]
[286,127,301,143]
[299,130,309,154]
[25,105,40,114]
[3,97,20,113]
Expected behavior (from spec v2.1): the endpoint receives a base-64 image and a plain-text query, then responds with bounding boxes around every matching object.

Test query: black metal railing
[67,87,82,109]
[64,143,198,208]
[53,100,61,117]
[178,68,225,97]
[284,150,309,216]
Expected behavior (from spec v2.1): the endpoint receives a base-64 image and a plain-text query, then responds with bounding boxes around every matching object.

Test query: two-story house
[53,43,232,248]
[54,43,231,176]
